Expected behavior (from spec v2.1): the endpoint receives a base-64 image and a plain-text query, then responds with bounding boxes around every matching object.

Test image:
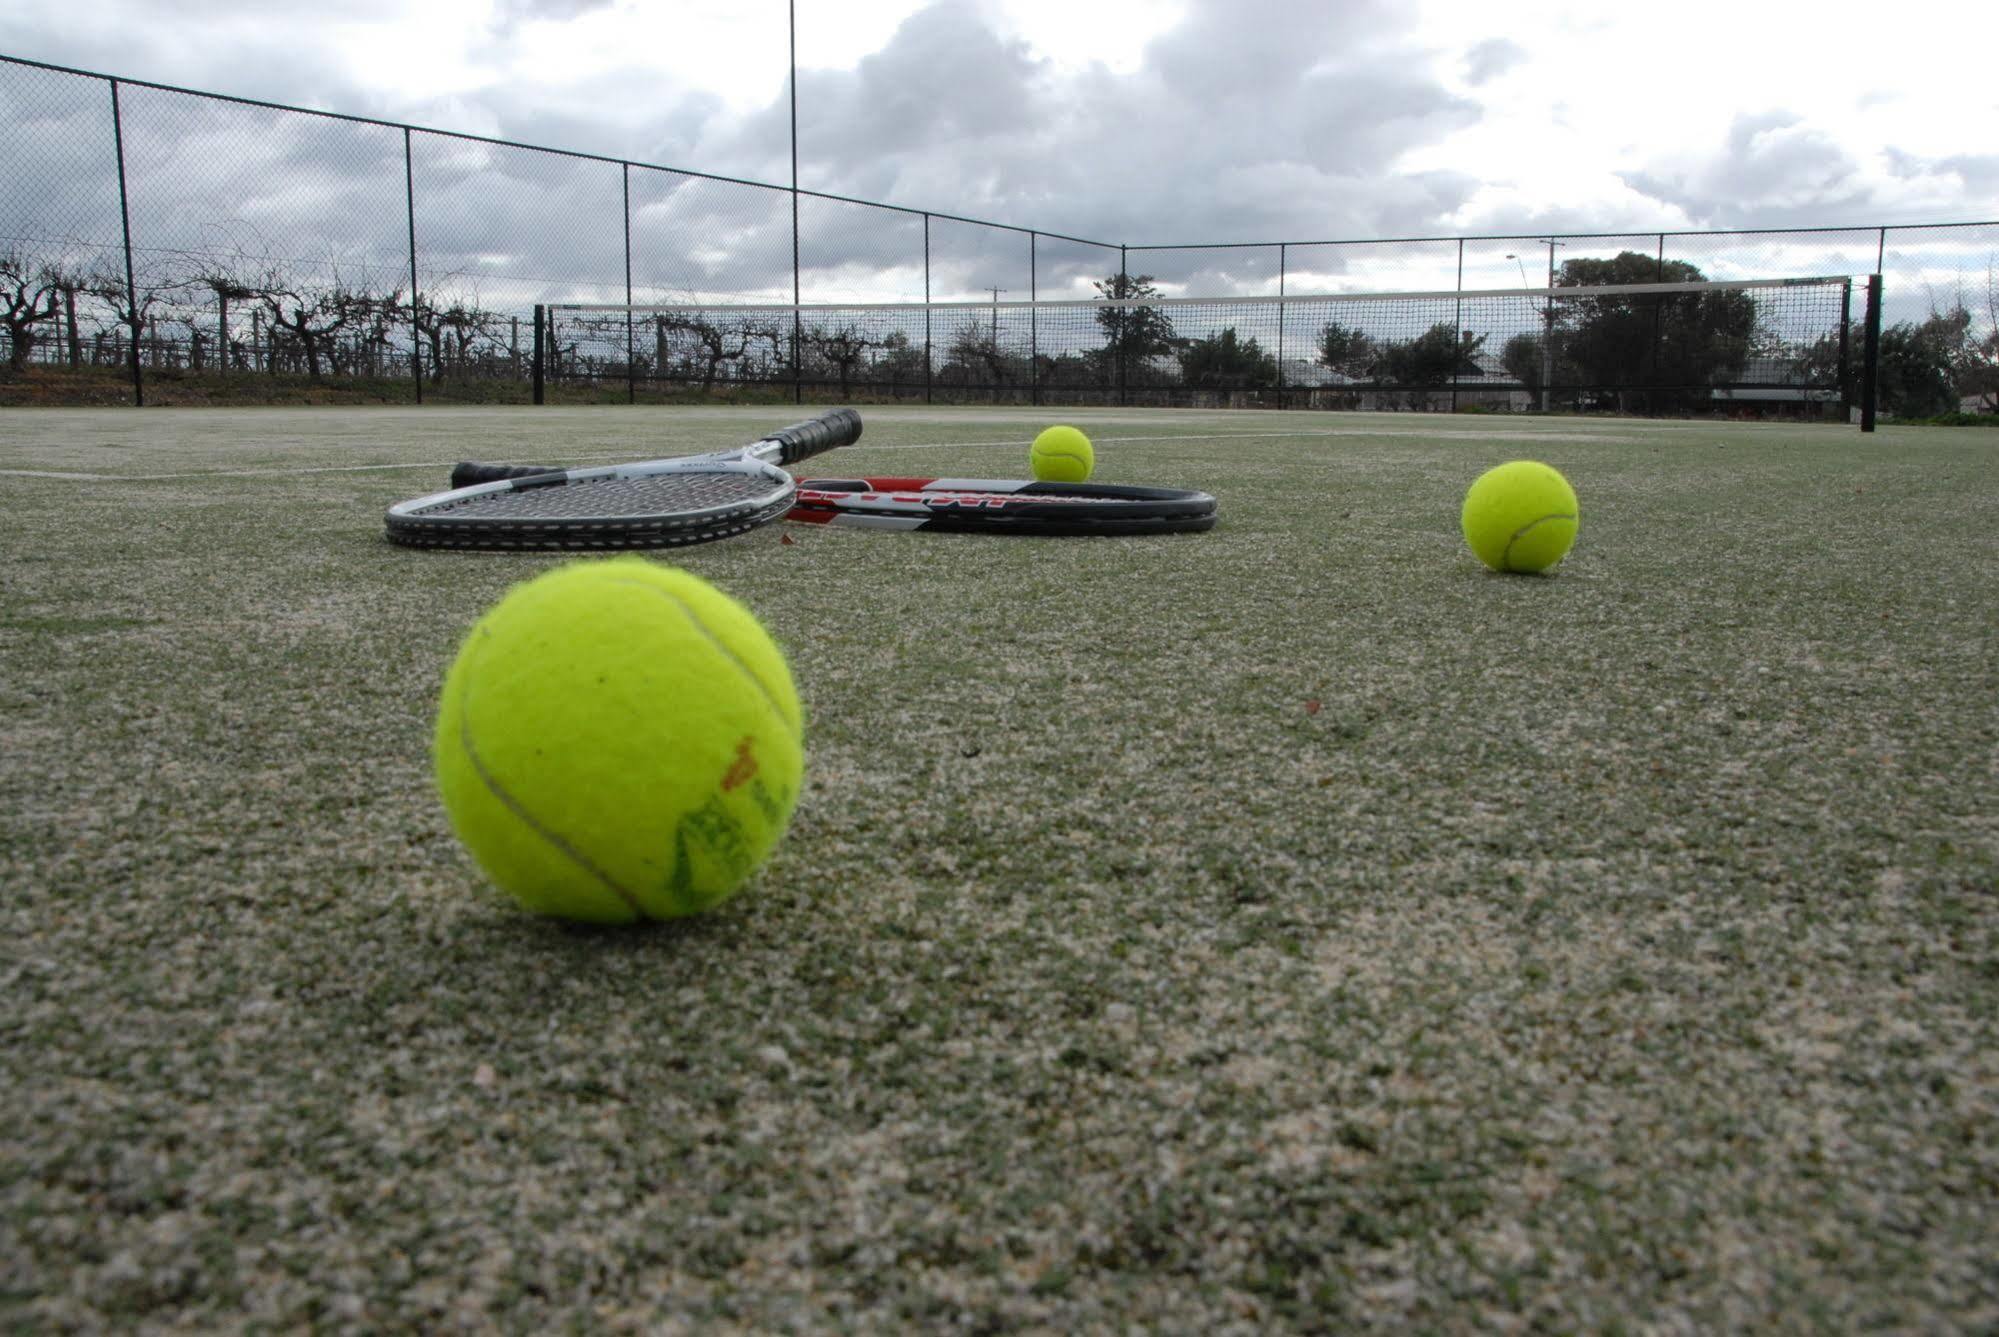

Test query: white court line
[0,460,489,482]
[0,435,1268,481]
[863,426,1647,448]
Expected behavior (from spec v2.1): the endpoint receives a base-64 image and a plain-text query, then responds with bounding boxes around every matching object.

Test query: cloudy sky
[6,0,1994,245]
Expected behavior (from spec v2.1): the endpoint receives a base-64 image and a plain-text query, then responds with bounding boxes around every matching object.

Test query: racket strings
[419,470,781,521]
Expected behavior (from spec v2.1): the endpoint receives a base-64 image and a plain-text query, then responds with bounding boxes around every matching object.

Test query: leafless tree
[413,295,498,381]
[805,322,890,397]
[1,251,65,372]
[187,268,259,375]
[253,270,364,380]
[652,311,785,391]
[945,320,1011,388]
[354,285,407,378]
[86,259,175,373]
[39,264,100,369]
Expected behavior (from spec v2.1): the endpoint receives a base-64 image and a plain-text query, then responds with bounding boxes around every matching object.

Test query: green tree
[1374,322,1486,388]
[1875,309,1968,417]
[1500,332,1542,391]
[1796,305,1980,418]
[1316,321,1375,380]
[1966,323,1999,412]
[1093,272,1178,366]
[1178,327,1277,390]
[869,330,927,394]
[1967,265,1999,410]
[1551,252,1756,411]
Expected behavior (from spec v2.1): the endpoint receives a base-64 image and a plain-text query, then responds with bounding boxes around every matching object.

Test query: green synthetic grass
[2,405,1995,1331]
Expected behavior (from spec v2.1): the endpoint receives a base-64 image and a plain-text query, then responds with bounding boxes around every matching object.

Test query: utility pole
[986,287,1007,341]
[1535,239,1564,411]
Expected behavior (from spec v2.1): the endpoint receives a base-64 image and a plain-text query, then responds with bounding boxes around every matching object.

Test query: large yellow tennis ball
[433,557,803,923]
[1030,425,1094,482]
[1460,460,1579,574]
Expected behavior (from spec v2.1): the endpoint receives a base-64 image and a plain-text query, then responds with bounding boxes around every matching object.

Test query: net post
[1837,279,1853,422]
[791,309,803,406]
[1860,273,1881,433]
[531,305,545,405]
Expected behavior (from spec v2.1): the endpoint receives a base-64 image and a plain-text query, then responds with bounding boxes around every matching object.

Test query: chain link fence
[3,54,1993,416]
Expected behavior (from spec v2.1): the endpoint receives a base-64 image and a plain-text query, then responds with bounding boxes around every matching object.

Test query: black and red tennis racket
[784,477,1218,536]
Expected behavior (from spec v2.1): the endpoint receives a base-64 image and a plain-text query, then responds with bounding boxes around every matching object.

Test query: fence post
[788,3,803,407]
[1276,243,1287,411]
[1117,244,1128,407]
[1647,234,1667,413]
[532,304,545,405]
[108,79,143,406]
[404,126,422,403]
[1860,274,1881,433]
[1029,231,1039,408]
[1450,238,1463,413]
[622,162,635,404]
[923,213,932,406]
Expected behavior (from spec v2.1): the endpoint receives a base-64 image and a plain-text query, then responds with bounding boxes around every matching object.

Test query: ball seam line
[455,640,647,919]
[1501,513,1577,570]
[616,576,802,747]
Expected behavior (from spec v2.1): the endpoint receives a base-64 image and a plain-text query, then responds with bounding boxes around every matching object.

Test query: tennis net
[540,275,1859,414]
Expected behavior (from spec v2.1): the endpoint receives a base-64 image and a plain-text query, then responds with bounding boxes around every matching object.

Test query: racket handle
[764,408,863,465]
[451,461,562,488]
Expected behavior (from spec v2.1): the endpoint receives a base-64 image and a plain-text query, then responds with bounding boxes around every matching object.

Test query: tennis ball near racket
[433,557,803,924]
[1460,460,1580,574]
[1030,425,1095,482]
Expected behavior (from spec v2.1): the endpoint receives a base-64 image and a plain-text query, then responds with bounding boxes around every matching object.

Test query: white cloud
[1,0,1993,307]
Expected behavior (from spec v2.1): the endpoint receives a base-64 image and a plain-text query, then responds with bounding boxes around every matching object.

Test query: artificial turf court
[2,405,1994,1330]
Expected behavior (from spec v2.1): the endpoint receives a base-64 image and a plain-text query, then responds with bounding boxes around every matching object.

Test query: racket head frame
[785,475,1218,536]
[384,409,860,551]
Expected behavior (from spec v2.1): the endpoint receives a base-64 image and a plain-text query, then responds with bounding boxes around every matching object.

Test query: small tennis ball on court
[1460,460,1579,574]
[1030,425,1094,482]
[433,557,803,924]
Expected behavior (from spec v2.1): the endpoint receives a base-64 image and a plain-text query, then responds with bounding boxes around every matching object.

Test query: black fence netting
[3,54,1990,419]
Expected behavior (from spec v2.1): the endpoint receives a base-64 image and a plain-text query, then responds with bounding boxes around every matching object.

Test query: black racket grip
[451,461,562,489]
[765,408,862,466]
